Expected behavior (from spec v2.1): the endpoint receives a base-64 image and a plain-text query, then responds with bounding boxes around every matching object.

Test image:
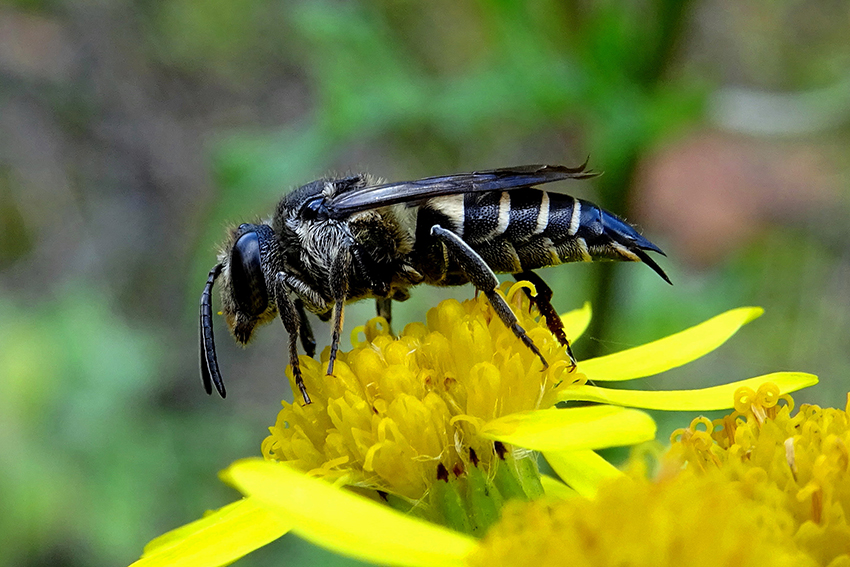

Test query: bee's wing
[325,163,597,217]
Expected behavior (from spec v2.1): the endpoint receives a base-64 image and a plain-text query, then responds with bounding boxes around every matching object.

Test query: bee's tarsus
[565,343,577,371]
[296,374,312,405]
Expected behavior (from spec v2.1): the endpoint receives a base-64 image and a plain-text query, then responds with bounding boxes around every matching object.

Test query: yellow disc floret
[468,474,815,567]
[669,386,850,565]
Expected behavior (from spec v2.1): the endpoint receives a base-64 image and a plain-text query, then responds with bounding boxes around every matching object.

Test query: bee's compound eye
[238,223,251,231]
[230,231,269,317]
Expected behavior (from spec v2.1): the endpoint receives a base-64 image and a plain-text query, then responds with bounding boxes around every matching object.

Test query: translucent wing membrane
[326,163,597,217]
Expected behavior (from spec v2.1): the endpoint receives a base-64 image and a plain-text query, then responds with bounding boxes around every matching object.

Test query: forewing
[325,163,597,218]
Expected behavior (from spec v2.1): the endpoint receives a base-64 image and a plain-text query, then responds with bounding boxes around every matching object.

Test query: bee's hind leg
[430,225,548,369]
[514,271,577,370]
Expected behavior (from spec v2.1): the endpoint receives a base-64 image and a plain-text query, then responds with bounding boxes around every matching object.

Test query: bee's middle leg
[514,271,576,369]
[430,225,548,368]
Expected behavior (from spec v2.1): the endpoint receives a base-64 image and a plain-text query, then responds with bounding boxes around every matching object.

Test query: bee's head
[219,223,280,344]
[199,222,279,398]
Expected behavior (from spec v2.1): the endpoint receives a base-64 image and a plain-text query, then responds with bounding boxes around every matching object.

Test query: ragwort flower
[262,282,814,503]
[133,283,817,567]
[260,281,654,518]
[669,386,850,565]
[468,473,816,567]
[470,386,850,567]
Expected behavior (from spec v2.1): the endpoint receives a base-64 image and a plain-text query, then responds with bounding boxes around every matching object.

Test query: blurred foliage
[0,288,159,564]
[0,0,849,566]
[192,0,703,204]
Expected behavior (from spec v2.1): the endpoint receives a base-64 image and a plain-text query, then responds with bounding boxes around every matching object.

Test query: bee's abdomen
[458,191,570,272]
[462,190,662,273]
[422,191,551,242]
[461,190,583,244]
[421,189,668,280]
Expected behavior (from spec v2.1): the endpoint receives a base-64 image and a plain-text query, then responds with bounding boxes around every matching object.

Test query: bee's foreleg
[375,297,394,336]
[514,271,576,369]
[293,298,316,358]
[275,274,311,405]
[326,248,351,377]
[431,225,548,369]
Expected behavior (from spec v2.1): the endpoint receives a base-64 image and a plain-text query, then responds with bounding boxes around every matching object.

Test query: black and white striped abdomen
[423,190,555,244]
[422,189,665,276]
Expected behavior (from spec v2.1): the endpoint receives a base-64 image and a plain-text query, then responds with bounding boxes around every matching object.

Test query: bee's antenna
[200,263,226,397]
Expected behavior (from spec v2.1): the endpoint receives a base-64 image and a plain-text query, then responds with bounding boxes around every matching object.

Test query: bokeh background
[1,1,849,565]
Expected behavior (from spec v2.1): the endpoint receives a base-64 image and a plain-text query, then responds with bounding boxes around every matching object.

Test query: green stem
[431,476,473,535]
[465,465,504,536]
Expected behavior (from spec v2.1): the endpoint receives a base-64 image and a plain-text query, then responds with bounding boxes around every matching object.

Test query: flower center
[263,282,583,520]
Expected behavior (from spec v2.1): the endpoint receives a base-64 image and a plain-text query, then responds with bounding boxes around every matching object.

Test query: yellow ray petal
[560,302,592,342]
[578,307,764,382]
[223,459,475,567]
[131,497,290,567]
[480,406,656,452]
[543,450,622,498]
[557,372,818,410]
[540,474,578,500]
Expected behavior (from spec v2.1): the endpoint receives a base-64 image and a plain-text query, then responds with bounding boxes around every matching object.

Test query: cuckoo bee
[200,163,671,404]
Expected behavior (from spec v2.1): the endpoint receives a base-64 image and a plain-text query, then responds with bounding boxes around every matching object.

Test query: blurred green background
[1,0,849,565]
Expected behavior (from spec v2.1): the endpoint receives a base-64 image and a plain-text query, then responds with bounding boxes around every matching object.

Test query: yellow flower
[669,386,850,566]
[468,474,817,567]
[261,282,654,510]
[263,282,814,503]
[132,284,817,567]
[467,388,849,567]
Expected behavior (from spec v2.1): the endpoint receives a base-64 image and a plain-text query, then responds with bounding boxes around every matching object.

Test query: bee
[200,163,671,404]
